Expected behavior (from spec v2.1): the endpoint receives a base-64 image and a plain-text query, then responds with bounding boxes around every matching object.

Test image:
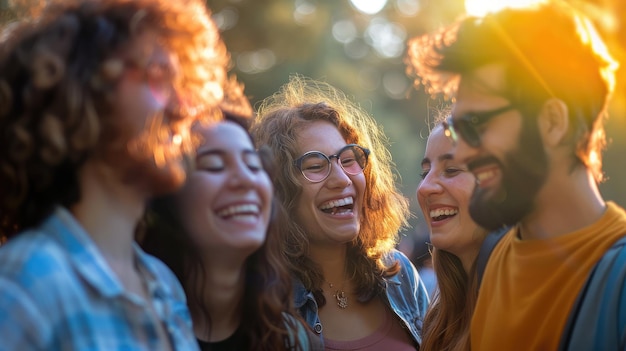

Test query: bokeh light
[294,0,317,25]
[332,20,358,44]
[364,18,406,58]
[395,0,421,16]
[236,49,277,74]
[350,0,388,15]
[213,7,239,31]
[383,71,411,100]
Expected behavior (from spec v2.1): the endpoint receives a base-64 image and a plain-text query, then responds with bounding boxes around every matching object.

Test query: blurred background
[1,0,624,255]
[205,0,626,251]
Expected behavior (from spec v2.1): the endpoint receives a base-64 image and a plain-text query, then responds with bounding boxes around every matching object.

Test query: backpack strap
[476,226,509,287]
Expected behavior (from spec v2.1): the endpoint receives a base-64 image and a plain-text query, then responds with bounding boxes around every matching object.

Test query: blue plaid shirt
[0,207,199,351]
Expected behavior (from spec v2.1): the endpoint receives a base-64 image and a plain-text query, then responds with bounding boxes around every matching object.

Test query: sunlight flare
[465,0,547,17]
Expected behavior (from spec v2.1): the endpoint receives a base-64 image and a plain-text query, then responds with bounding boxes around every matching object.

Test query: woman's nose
[228,162,256,189]
[417,172,443,198]
[325,158,352,188]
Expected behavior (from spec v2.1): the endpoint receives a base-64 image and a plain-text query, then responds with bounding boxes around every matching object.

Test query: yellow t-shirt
[471,202,626,350]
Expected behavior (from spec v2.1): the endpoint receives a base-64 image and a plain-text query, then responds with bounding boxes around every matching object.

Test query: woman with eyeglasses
[250,75,430,350]
[416,113,489,351]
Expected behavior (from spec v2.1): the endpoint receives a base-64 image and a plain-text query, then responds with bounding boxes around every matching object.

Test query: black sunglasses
[443,104,517,147]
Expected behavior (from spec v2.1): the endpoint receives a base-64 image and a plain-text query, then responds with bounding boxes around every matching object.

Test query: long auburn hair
[140,113,305,351]
[420,248,478,351]
[0,0,234,240]
[250,75,410,306]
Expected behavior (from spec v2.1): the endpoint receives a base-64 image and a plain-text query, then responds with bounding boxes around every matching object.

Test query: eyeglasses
[443,104,516,147]
[294,144,370,183]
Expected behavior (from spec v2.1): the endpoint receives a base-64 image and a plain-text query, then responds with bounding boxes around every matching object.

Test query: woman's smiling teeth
[217,204,260,220]
[319,196,354,215]
[430,208,458,221]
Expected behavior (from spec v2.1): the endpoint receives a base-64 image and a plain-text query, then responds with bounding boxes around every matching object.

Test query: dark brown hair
[140,113,305,350]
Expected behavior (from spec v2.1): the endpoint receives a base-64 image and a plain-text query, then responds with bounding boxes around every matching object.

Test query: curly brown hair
[251,75,410,306]
[0,0,239,239]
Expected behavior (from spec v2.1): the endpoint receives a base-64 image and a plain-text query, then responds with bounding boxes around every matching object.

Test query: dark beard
[468,118,548,231]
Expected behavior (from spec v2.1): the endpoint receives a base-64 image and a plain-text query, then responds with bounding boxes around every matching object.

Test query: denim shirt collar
[291,251,427,347]
[45,207,124,297]
[45,207,170,303]
[293,277,311,309]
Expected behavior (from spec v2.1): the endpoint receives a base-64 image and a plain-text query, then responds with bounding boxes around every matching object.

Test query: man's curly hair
[0,0,241,239]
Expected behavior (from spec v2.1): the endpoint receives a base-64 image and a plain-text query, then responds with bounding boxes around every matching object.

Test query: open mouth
[217,204,261,220]
[430,208,458,222]
[319,196,354,215]
[468,156,501,188]
[475,168,498,185]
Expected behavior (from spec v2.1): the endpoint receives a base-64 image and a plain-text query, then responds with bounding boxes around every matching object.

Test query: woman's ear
[538,98,569,147]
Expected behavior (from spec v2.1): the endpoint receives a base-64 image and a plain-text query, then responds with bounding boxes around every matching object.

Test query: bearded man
[0,0,245,349]
[406,2,625,349]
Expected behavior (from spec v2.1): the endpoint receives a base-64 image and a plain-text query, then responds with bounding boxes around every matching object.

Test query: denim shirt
[293,250,430,347]
[0,207,199,351]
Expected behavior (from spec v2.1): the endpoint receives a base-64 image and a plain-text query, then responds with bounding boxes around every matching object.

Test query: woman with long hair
[141,108,320,350]
[417,117,488,351]
[251,75,429,350]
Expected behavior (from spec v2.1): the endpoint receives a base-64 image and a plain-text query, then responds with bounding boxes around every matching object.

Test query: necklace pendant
[335,291,348,309]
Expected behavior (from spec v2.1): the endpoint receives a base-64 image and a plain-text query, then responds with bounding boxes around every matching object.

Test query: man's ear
[538,98,569,147]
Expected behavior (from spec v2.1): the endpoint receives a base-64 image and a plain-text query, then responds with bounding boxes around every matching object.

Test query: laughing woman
[416,118,489,351]
[251,76,430,350]
[141,109,320,350]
